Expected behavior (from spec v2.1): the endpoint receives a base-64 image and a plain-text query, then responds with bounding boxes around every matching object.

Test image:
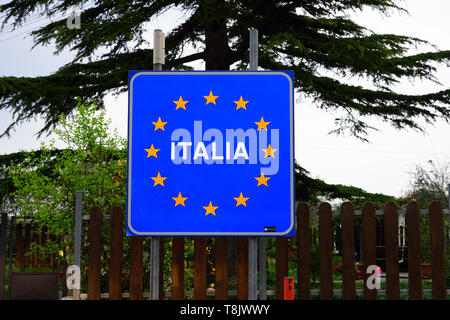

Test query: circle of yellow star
[203,91,219,105]
[262,144,277,158]
[233,192,249,207]
[152,117,168,131]
[254,116,271,131]
[172,192,188,207]
[203,201,219,216]
[151,172,167,187]
[233,96,249,110]
[173,96,189,110]
[255,172,271,187]
[144,144,160,158]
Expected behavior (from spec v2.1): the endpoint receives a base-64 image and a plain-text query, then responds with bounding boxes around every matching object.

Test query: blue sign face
[127,71,294,236]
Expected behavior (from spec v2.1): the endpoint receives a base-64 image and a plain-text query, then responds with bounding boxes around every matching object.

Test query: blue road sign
[127,71,294,236]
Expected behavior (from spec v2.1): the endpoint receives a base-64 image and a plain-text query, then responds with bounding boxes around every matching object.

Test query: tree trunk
[201,0,231,70]
[200,0,234,284]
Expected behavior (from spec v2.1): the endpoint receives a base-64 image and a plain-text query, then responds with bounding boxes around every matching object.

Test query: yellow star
[152,117,168,131]
[254,116,271,131]
[255,172,271,187]
[144,144,160,158]
[233,96,249,110]
[261,144,277,158]
[151,172,167,187]
[203,201,219,216]
[233,192,249,207]
[172,192,188,207]
[173,96,189,110]
[203,91,219,105]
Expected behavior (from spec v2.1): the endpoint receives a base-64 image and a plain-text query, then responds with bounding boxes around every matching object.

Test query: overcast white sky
[0,0,449,198]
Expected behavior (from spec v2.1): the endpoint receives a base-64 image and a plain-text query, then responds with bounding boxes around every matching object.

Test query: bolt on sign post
[127,70,294,236]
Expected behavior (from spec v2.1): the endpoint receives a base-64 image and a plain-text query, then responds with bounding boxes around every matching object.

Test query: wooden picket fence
[1,201,448,299]
[13,223,58,270]
[0,215,69,299]
[79,200,449,300]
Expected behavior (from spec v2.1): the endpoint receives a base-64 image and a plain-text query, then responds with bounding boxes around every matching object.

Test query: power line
[0,13,67,44]
[0,5,73,38]
[0,11,46,29]
[0,4,88,44]
[0,24,47,44]
[0,14,50,35]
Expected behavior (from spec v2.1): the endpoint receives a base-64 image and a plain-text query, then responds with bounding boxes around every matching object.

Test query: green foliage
[295,163,394,207]
[1,1,450,139]
[401,159,449,208]
[7,100,127,262]
[401,159,450,285]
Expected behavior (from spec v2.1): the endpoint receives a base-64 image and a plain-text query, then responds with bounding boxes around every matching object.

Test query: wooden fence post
[215,237,228,300]
[429,200,446,300]
[319,202,333,300]
[362,202,377,300]
[24,223,30,268]
[297,202,310,300]
[41,226,47,267]
[15,223,23,268]
[237,237,248,300]
[129,237,143,300]
[61,257,68,297]
[276,237,288,300]
[6,217,15,299]
[49,234,56,268]
[172,237,185,300]
[384,201,400,300]
[406,201,422,300]
[32,223,39,268]
[0,212,6,300]
[194,237,207,300]
[159,238,165,300]
[109,206,123,300]
[88,206,103,300]
[341,202,355,300]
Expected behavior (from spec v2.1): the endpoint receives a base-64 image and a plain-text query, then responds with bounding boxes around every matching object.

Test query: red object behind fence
[284,277,294,300]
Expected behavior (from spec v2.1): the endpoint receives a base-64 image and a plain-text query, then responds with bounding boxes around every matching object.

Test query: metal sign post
[249,28,258,70]
[248,27,258,301]
[74,191,82,267]
[72,190,83,300]
[150,29,165,300]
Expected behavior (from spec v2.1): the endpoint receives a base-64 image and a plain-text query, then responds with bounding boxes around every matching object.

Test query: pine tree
[0,0,449,139]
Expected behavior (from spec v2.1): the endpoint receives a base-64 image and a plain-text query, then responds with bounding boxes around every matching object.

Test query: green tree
[8,100,127,261]
[0,0,449,140]
[402,159,449,208]
[295,163,394,208]
[401,159,450,285]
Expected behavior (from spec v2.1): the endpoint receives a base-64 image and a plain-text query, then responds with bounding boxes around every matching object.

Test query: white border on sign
[127,71,294,236]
